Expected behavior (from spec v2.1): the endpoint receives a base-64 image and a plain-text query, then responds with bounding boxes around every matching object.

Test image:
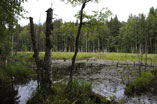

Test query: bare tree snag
[43,8,53,88]
[70,1,87,81]
[29,17,42,86]
[29,17,39,62]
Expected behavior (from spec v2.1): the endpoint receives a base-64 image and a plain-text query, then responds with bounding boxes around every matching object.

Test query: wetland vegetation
[1,0,157,104]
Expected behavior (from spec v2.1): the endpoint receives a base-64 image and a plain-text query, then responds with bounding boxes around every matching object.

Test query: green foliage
[0,55,33,83]
[28,80,114,104]
[0,0,27,57]
[0,64,31,83]
[65,80,92,103]
[106,16,122,52]
[15,7,157,54]
[119,7,157,53]
[1,64,30,79]
[0,0,26,34]
[0,39,12,57]
[125,71,156,95]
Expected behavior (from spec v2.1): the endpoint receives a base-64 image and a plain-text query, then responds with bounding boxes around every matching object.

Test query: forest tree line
[1,7,157,55]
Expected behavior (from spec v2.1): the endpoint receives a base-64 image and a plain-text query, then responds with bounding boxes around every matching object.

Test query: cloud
[18,0,157,26]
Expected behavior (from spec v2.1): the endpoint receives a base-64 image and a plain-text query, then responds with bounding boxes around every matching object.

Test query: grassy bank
[27,80,117,104]
[17,52,157,64]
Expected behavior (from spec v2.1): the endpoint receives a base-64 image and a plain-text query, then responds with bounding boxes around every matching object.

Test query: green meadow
[17,52,157,64]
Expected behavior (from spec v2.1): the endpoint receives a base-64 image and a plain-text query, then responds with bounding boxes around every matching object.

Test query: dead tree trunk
[29,17,42,86]
[43,8,53,88]
[29,9,53,89]
[69,1,87,81]
[145,33,148,69]
[138,44,143,75]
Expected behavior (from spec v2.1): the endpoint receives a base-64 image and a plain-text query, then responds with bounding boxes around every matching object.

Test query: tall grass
[101,52,157,63]
[125,69,157,95]
[17,52,157,64]
[27,79,113,104]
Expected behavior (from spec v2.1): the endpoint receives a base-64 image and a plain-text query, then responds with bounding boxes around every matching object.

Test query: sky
[18,0,157,26]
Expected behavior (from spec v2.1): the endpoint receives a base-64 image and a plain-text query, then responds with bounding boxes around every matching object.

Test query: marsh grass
[27,79,114,104]
[17,52,157,64]
[125,69,157,96]
[101,53,157,64]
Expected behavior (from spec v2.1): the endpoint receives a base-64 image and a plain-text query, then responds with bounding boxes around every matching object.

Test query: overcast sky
[18,0,157,26]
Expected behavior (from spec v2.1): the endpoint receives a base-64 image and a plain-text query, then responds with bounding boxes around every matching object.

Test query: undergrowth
[27,80,117,104]
[125,68,157,96]
[0,55,33,83]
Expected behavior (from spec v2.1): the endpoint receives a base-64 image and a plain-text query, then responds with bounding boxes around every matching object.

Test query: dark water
[0,60,157,104]
[74,65,157,104]
[52,60,157,104]
[0,83,19,104]
[0,80,37,104]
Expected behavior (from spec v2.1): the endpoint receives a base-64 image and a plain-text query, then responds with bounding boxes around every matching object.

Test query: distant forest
[1,7,157,54]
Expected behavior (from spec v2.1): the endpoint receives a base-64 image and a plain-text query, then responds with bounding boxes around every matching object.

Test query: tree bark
[145,32,148,69]
[29,17,42,86]
[69,1,87,81]
[86,32,88,52]
[30,9,53,89]
[11,35,14,56]
[43,8,53,88]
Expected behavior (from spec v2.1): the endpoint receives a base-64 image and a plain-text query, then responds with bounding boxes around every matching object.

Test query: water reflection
[15,80,37,104]
[74,66,157,104]
[0,80,37,104]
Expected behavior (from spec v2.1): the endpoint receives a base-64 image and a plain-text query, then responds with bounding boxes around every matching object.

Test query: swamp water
[53,60,157,104]
[15,80,37,104]
[75,66,157,104]
[0,80,37,104]
[1,60,157,104]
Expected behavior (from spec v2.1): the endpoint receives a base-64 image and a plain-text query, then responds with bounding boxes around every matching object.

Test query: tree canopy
[0,0,26,55]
